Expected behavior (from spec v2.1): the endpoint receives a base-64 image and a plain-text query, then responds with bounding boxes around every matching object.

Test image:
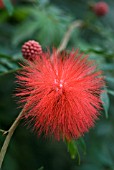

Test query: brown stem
[57,20,83,53]
[0,109,24,168]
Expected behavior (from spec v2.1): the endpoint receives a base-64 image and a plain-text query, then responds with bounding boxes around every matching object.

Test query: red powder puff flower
[16,49,104,140]
[93,2,109,16]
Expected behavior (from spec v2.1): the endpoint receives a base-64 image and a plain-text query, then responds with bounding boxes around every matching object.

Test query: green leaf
[38,0,49,6]
[66,140,80,164]
[105,77,114,84]
[101,64,114,71]
[13,20,40,46]
[37,166,44,170]
[3,0,14,15]
[100,90,110,118]
[77,137,86,154]
[107,90,114,96]
[12,6,72,46]
[0,54,21,76]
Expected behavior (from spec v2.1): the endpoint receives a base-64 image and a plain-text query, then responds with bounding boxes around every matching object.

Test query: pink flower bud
[93,2,109,16]
[22,40,42,61]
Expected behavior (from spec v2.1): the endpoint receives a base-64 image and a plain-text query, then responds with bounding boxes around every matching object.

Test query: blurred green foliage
[0,0,114,170]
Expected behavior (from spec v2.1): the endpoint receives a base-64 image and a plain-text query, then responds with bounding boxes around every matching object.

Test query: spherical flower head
[16,49,104,140]
[21,40,42,61]
[93,2,109,16]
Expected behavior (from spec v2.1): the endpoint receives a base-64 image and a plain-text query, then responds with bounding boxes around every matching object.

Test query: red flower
[93,2,109,16]
[16,49,104,140]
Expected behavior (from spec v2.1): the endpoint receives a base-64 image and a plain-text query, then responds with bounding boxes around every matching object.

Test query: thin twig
[0,129,5,133]
[57,20,83,53]
[0,129,7,135]
[0,68,22,77]
[0,109,24,168]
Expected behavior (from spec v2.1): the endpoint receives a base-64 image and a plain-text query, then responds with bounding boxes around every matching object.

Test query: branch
[0,109,24,168]
[0,68,22,77]
[0,129,6,134]
[57,20,83,53]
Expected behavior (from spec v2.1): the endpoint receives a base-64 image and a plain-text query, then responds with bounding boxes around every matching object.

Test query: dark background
[0,0,114,170]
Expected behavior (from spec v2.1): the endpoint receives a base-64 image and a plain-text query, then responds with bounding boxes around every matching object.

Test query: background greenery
[0,0,114,170]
